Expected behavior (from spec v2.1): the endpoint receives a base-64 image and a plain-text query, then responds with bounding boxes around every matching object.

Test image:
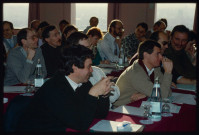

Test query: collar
[65,76,82,91]
[5,35,14,41]
[144,65,154,76]
[106,32,116,43]
[20,47,28,57]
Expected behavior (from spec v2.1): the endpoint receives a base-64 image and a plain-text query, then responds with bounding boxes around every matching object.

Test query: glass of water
[139,104,154,125]
[161,98,173,117]
[25,80,35,93]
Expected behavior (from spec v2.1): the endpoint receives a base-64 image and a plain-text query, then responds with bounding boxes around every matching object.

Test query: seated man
[66,32,120,108]
[97,19,124,62]
[164,25,196,85]
[122,22,148,59]
[36,21,49,47]
[40,25,62,77]
[4,28,47,86]
[16,45,113,132]
[113,40,173,107]
[83,16,99,34]
[3,21,18,54]
[30,20,40,32]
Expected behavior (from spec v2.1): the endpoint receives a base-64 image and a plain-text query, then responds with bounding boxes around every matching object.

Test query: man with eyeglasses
[97,19,124,62]
[122,22,148,60]
[4,28,47,86]
[164,25,196,85]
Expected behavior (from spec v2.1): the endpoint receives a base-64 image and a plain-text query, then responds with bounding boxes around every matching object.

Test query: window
[75,3,108,32]
[3,3,29,29]
[155,3,196,31]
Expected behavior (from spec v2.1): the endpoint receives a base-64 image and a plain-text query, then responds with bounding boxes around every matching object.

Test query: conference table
[3,66,197,132]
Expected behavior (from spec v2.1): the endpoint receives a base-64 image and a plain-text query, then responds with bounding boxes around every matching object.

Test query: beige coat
[113,59,172,107]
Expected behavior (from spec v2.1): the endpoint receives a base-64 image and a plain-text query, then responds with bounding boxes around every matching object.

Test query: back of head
[108,19,123,33]
[17,28,32,46]
[136,22,148,32]
[86,27,103,40]
[60,44,93,76]
[42,25,56,43]
[138,39,161,60]
[159,18,167,28]
[170,25,189,38]
[36,21,49,32]
[150,31,167,41]
[62,25,78,35]
[59,19,69,26]
[66,32,88,46]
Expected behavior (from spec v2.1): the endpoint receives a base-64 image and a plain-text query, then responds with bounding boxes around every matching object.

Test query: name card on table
[4,86,26,93]
[90,120,144,132]
[140,101,181,114]
[171,92,196,105]
[110,105,145,117]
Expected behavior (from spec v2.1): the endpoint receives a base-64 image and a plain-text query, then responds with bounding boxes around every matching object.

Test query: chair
[4,95,32,132]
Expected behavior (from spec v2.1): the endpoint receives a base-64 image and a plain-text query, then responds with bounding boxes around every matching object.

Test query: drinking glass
[139,104,154,125]
[161,98,173,117]
[25,80,35,93]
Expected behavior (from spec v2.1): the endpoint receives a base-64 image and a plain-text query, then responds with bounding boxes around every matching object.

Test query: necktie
[114,41,118,55]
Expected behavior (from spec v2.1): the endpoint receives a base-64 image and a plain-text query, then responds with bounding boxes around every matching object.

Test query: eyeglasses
[162,41,168,46]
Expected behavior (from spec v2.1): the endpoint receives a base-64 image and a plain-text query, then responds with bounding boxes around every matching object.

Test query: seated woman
[86,27,110,65]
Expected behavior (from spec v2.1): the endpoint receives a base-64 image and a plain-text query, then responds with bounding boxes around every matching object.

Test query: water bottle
[149,77,162,122]
[118,45,124,66]
[34,59,44,88]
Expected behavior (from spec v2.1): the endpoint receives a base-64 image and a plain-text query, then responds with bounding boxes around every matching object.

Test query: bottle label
[36,64,42,67]
[153,84,160,88]
[34,78,44,87]
[118,58,123,65]
[150,101,161,113]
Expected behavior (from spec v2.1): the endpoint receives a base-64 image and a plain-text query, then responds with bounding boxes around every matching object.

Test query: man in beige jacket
[113,40,173,107]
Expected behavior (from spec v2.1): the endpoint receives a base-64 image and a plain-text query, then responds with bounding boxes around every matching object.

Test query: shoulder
[8,46,22,55]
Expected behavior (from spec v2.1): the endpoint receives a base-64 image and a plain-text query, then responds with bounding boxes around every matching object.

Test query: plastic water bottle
[149,77,162,122]
[34,59,44,88]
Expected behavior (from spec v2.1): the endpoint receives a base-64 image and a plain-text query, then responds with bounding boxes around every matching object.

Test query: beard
[113,29,122,37]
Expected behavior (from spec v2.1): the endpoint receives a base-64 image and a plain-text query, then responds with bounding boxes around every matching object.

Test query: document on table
[97,63,116,68]
[110,105,145,117]
[4,86,26,93]
[140,101,181,114]
[90,120,144,132]
[175,84,196,92]
[171,92,196,105]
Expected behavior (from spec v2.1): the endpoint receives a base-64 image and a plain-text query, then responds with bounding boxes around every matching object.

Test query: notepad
[110,105,145,117]
[4,86,26,93]
[90,120,144,132]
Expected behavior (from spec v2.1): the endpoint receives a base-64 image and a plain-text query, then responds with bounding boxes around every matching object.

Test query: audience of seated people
[65,31,120,108]
[3,21,18,55]
[122,22,148,60]
[145,20,166,39]
[30,20,40,33]
[86,27,110,65]
[58,19,69,35]
[40,25,62,78]
[83,16,99,34]
[4,28,47,86]
[113,40,173,107]
[97,19,124,62]
[36,21,50,47]
[164,25,196,85]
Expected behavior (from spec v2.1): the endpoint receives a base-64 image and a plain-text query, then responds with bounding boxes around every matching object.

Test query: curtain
[107,3,120,29]
[28,3,40,27]
[193,3,198,34]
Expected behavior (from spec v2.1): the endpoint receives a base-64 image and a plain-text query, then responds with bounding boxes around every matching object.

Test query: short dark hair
[62,25,78,37]
[30,20,40,29]
[59,19,69,26]
[138,40,161,60]
[159,18,167,28]
[60,45,93,76]
[86,27,103,40]
[171,25,189,38]
[153,20,165,28]
[42,25,56,43]
[150,31,167,42]
[3,21,14,29]
[36,21,49,32]
[17,28,32,46]
[136,22,148,32]
[108,19,123,33]
[66,32,88,46]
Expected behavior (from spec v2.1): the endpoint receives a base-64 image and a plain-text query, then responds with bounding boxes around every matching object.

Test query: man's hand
[130,93,146,102]
[89,76,114,97]
[162,57,173,74]
[27,48,36,60]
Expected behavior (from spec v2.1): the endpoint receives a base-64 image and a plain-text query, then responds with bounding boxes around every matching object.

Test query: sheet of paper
[140,101,181,114]
[110,105,145,117]
[90,120,144,132]
[97,63,116,68]
[4,86,26,93]
[171,92,196,105]
[175,84,196,92]
[3,98,8,104]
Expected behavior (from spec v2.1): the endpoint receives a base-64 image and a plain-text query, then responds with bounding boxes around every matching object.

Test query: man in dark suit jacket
[16,45,114,132]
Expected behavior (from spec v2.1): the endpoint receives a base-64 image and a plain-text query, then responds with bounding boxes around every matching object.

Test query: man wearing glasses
[4,28,47,86]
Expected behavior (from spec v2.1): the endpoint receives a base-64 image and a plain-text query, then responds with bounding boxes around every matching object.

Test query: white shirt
[97,33,120,62]
[89,66,120,108]
[144,64,154,76]
[65,76,82,91]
